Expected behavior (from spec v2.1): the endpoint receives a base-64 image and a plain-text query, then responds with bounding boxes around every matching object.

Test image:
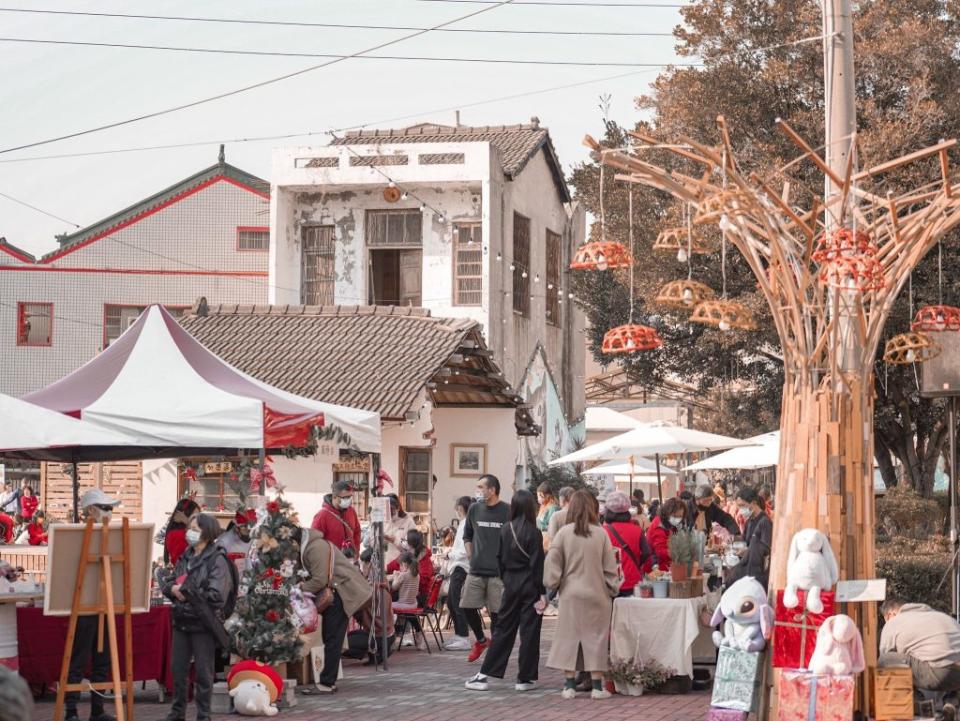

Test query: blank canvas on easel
[44,523,154,616]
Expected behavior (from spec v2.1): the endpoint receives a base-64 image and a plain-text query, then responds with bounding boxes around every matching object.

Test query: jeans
[447,566,469,637]
[66,615,111,717]
[169,628,216,721]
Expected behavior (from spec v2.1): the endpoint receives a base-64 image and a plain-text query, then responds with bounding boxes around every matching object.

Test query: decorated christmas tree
[229,494,303,664]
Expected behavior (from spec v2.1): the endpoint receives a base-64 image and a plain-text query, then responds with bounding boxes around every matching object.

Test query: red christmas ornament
[570,241,633,271]
[811,228,877,264]
[911,305,960,332]
[184,467,197,482]
[264,609,280,623]
[266,501,280,514]
[601,324,663,354]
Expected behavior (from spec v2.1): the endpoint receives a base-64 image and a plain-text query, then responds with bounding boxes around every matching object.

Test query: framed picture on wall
[450,444,487,477]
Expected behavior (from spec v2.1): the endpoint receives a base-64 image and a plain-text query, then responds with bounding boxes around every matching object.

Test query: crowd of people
[0,480,49,546]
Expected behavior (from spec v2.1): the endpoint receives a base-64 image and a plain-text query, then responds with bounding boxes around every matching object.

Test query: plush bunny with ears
[808,614,865,675]
[783,528,839,614]
[710,576,775,653]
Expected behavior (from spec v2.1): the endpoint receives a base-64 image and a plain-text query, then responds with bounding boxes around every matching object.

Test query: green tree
[570,0,960,495]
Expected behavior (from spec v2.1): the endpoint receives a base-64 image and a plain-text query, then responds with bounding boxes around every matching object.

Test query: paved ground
[31,618,712,721]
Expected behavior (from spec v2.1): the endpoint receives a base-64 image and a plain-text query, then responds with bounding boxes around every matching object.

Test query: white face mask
[474,491,486,503]
[88,506,112,524]
[338,497,352,509]
[185,529,202,546]
[740,506,753,520]
[669,516,683,528]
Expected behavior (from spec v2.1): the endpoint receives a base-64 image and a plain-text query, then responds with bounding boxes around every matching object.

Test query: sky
[0,0,686,257]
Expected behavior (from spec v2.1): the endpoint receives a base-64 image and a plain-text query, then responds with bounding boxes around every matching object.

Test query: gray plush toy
[710,576,774,652]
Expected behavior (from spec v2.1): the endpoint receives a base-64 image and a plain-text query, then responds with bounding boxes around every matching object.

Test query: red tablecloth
[16,605,173,692]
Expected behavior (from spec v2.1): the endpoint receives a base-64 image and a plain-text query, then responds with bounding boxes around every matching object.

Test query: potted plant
[608,657,645,696]
[668,529,695,581]
[635,581,653,598]
[645,569,669,598]
[637,660,674,693]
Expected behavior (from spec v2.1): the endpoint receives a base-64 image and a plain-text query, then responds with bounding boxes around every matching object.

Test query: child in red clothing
[385,529,434,600]
[19,485,38,521]
[26,511,48,546]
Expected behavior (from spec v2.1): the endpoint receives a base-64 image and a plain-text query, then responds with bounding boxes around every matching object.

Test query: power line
[0,0,519,156]
[0,37,692,67]
[0,7,673,36]
[0,190,80,227]
[0,67,661,164]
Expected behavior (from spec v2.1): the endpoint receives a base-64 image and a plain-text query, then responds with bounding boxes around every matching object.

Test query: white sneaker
[561,688,577,699]
[515,681,537,691]
[444,635,472,651]
[465,674,489,691]
[591,689,612,700]
[401,638,415,647]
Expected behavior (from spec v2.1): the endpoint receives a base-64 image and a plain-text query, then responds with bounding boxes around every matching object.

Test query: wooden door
[399,250,422,307]
[400,447,431,515]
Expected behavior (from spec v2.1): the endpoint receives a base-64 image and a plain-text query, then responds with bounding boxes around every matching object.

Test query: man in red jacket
[311,480,362,558]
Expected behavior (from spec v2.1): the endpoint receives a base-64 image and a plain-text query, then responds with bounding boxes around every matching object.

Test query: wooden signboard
[45,522,154,616]
[333,456,371,473]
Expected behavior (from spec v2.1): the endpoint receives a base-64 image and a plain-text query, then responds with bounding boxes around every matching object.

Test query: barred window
[237,226,269,251]
[366,209,422,247]
[546,229,562,326]
[16,303,52,346]
[453,223,482,306]
[512,213,531,316]
[302,225,336,305]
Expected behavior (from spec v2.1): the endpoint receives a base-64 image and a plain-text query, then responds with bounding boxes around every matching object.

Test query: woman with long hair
[383,493,417,566]
[465,489,545,692]
[543,490,621,699]
[164,497,200,566]
[535,483,559,538]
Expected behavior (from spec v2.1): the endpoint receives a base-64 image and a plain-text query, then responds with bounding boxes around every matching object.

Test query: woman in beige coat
[544,490,622,699]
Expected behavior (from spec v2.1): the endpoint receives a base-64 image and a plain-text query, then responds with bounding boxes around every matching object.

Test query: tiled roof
[179,304,515,420]
[0,238,35,263]
[330,122,570,201]
[43,160,269,261]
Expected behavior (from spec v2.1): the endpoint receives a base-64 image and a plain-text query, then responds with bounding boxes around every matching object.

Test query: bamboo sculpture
[586,119,960,679]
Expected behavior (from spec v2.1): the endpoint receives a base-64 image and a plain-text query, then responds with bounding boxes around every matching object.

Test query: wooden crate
[870,667,913,721]
[669,579,695,598]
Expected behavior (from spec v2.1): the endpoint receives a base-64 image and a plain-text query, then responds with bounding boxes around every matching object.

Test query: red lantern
[911,305,960,332]
[812,228,877,264]
[570,241,633,271]
[818,255,885,292]
[601,324,662,354]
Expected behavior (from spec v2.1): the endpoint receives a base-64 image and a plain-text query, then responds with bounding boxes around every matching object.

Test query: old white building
[268,121,587,468]
[0,150,270,396]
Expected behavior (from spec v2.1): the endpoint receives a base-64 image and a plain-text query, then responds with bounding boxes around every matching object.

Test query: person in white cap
[64,489,121,721]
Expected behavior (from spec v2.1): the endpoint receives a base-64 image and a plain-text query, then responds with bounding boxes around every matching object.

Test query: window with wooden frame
[545,229,562,326]
[512,213,531,316]
[400,447,431,514]
[16,302,52,346]
[177,458,242,511]
[103,304,186,348]
[237,226,270,251]
[301,225,336,305]
[453,222,483,306]
[366,208,422,247]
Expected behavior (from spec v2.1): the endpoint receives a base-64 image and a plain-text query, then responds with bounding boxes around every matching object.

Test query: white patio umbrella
[580,458,678,477]
[683,431,780,471]
[550,421,753,501]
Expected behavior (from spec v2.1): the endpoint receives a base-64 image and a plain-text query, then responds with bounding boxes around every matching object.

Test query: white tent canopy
[585,406,643,433]
[580,458,678,477]
[683,431,780,471]
[549,421,753,466]
[0,393,139,454]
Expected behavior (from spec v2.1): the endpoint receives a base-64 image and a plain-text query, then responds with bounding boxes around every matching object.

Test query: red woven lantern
[812,228,877,264]
[601,324,662,354]
[570,241,633,271]
[911,305,960,332]
[818,255,885,292]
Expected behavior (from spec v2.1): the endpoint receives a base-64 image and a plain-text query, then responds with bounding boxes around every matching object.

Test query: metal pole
[72,460,80,522]
[258,448,267,496]
[655,453,663,503]
[950,397,958,621]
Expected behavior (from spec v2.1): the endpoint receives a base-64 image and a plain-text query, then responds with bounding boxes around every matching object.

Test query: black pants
[447,567,469,637]
[169,628,217,721]
[479,578,542,682]
[66,615,111,717]
[319,592,349,687]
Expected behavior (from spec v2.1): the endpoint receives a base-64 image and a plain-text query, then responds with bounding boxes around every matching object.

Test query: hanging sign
[317,442,338,460]
[835,579,887,603]
[370,496,389,524]
[203,462,233,474]
[333,456,371,473]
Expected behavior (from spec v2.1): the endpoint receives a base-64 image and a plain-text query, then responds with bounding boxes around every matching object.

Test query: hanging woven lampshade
[655,279,716,310]
[911,305,960,332]
[601,323,663,354]
[693,189,745,226]
[653,227,716,258]
[569,240,633,271]
[811,228,877,264]
[690,299,757,331]
[883,332,941,365]
[818,255,885,292]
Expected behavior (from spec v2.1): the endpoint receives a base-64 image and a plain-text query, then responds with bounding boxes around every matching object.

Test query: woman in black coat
[465,489,546,692]
[162,513,235,721]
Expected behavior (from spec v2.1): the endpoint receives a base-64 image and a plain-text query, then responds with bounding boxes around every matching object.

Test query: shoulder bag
[606,523,643,572]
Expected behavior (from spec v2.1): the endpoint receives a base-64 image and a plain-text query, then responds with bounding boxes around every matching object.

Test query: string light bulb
[596,252,608,271]
[521,270,528,279]
[682,288,694,304]
[906,349,916,363]
[496,251,502,261]
[401,192,409,200]
[718,319,731,332]
[534,274,540,283]
[677,248,688,263]
[509,263,516,272]
[387,181,396,188]
[547,283,554,290]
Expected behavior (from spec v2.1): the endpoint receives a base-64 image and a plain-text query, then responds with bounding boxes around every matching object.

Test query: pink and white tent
[23,305,381,457]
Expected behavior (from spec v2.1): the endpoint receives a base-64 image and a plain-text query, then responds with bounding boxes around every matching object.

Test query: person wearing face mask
[382,494,417,566]
[443,496,476,651]
[64,490,122,721]
[216,508,256,574]
[643,497,687,574]
[732,486,772,590]
[311,480,362,559]
[162,513,237,721]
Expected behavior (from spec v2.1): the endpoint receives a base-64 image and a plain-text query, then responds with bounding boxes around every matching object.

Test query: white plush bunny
[783,528,838,614]
[230,680,279,717]
[808,614,865,675]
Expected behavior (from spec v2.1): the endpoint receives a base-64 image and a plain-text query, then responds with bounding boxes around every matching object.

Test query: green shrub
[875,485,943,539]
[875,541,952,613]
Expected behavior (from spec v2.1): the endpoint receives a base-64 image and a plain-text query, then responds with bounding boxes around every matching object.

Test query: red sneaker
[468,639,490,663]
